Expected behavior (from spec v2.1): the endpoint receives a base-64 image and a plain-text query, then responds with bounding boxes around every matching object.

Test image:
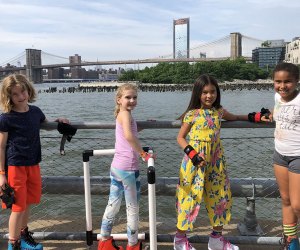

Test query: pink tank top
[111,119,139,171]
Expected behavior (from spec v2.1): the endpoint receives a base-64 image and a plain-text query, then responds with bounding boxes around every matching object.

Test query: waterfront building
[252,40,286,68]
[285,37,300,65]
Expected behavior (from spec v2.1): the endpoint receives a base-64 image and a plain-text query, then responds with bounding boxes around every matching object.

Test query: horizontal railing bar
[41,120,275,130]
[42,176,279,197]
[0,232,285,245]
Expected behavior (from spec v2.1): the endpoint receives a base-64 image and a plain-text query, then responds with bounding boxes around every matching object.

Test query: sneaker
[174,235,196,250]
[208,234,239,250]
[279,234,300,250]
[98,236,124,250]
[126,241,142,250]
[20,228,43,250]
[8,241,21,250]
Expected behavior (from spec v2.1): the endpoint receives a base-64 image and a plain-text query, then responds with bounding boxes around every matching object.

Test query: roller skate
[98,236,124,250]
[20,227,43,249]
[126,241,142,250]
[7,240,21,250]
[208,233,239,250]
[279,234,300,250]
[174,234,196,250]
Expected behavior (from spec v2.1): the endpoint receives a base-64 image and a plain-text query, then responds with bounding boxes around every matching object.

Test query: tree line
[119,58,270,84]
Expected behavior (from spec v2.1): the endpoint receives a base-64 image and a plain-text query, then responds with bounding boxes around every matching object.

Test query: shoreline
[39,80,277,94]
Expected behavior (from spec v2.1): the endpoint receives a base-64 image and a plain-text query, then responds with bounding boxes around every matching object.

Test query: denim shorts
[273,150,300,174]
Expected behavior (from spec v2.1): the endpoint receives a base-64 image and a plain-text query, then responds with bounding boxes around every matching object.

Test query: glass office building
[252,40,286,68]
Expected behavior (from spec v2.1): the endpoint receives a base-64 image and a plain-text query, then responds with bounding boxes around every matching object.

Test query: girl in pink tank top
[98,83,151,250]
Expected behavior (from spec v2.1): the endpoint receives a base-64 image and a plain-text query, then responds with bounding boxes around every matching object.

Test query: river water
[34,82,276,178]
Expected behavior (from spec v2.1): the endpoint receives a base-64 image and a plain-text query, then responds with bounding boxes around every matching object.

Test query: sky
[0,0,300,66]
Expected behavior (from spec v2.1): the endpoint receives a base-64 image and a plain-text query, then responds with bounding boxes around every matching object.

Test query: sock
[283,223,298,240]
[211,229,222,236]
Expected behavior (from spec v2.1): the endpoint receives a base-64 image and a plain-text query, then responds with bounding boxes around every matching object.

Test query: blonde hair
[0,74,37,113]
[114,83,138,117]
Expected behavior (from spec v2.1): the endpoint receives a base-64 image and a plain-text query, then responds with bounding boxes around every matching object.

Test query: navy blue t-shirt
[0,105,46,166]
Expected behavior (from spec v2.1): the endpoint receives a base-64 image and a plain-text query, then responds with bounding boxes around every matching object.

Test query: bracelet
[0,170,6,175]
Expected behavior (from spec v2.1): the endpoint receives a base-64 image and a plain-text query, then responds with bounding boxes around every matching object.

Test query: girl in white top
[267,62,300,249]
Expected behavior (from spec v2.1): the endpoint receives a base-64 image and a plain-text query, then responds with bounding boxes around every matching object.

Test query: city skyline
[0,0,300,65]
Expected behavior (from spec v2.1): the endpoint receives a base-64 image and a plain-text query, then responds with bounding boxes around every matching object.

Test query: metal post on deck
[144,147,157,250]
[82,149,96,246]
[237,177,264,236]
[83,148,150,247]
[82,149,116,246]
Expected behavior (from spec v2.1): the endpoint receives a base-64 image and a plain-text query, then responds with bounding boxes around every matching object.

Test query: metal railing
[0,120,285,247]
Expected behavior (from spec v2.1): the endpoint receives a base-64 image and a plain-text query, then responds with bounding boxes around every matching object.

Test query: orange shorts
[2,165,42,212]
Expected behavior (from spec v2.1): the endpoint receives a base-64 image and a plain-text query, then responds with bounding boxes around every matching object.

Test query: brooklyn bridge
[0,32,262,83]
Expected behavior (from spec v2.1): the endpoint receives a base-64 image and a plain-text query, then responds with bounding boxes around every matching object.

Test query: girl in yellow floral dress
[174,74,250,250]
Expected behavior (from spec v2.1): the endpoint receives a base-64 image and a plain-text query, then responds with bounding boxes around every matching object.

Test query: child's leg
[273,153,300,249]
[9,211,25,241]
[204,164,232,227]
[100,168,124,239]
[204,157,239,249]
[123,170,140,247]
[274,164,297,224]
[21,206,30,229]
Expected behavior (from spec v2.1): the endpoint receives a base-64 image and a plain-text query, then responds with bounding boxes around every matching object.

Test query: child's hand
[197,158,207,168]
[140,151,155,162]
[261,113,273,122]
[55,118,70,124]
[0,174,7,191]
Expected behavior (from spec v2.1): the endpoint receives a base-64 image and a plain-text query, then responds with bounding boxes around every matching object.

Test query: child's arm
[177,122,192,150]
[118,111,144,156]
[223,108,272,122]
[222,109,249,121]
[0,132,8,187]
[177,122,206,167]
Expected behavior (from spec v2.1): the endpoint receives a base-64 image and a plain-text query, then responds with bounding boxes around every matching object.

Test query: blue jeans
[100,167,140,245]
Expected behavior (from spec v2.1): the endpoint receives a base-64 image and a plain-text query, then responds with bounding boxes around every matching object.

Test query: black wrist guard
[248,108,271,123]
[0,184,15,209]
[184,145,203,165]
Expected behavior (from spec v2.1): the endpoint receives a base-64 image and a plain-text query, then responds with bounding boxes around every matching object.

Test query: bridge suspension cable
[157,35,231,59]
[41,51,69,60]
[241,35,264,43]
[0,51,26,67]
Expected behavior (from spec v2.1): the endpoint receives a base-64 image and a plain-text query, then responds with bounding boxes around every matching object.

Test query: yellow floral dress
[176,107,232,231]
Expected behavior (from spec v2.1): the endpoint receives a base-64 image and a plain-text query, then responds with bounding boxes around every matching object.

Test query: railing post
[237,177,264,236]
[146,148,157,250]
[82,150,94,246]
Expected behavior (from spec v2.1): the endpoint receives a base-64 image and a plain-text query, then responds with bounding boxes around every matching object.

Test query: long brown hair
[178,74,221,121]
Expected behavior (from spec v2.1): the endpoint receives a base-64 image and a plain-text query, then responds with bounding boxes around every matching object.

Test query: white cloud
[0,0,299,66]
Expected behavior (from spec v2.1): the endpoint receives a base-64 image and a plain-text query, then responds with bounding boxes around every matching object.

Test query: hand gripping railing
[82,148,157,249]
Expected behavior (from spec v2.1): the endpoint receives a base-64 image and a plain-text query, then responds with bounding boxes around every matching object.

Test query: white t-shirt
[273,92,300,156]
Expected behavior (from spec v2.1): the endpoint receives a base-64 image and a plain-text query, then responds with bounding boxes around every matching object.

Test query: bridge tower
[173,18,190,59]
[230,32,242,60]
[26,49,43,83]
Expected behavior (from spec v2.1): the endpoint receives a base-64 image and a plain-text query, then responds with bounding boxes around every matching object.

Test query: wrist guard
[184,145,203,166]
[248,108,270,122]
[0,184,15,209]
